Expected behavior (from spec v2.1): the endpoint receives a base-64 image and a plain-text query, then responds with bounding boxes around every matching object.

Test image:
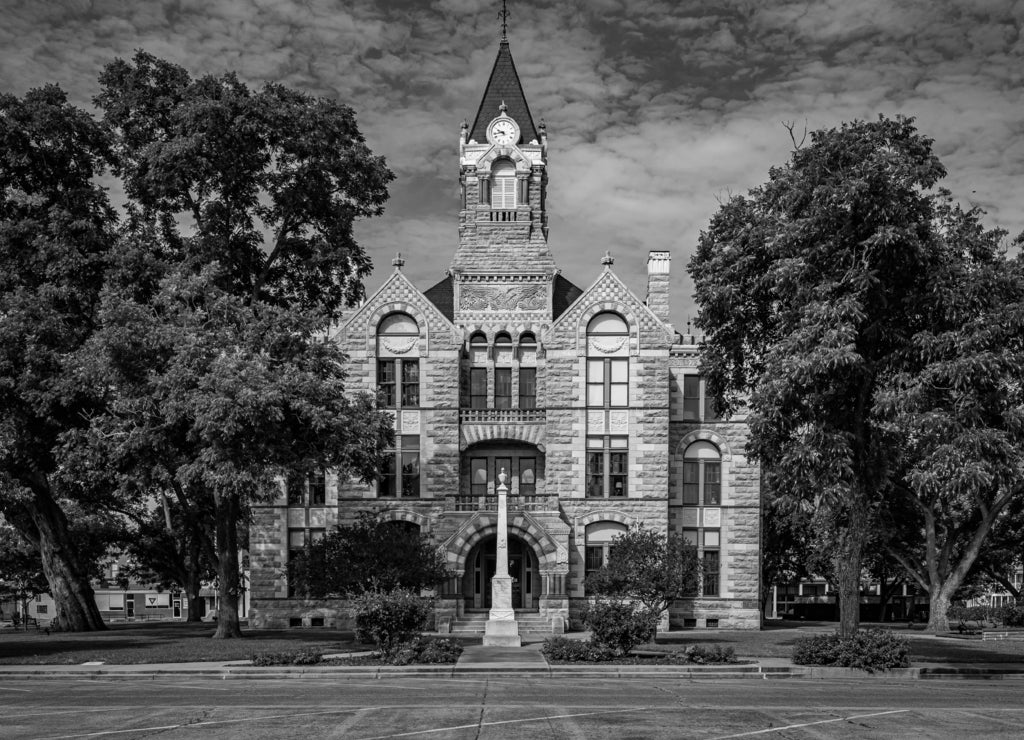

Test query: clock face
[489,118,518,145]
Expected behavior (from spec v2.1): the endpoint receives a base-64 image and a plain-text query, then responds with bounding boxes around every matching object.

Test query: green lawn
[2,619,1023,665]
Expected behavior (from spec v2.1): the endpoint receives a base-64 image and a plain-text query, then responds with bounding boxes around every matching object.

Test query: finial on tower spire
[392,252,405,270]
[499,0,510,42]
[601,251,614,266]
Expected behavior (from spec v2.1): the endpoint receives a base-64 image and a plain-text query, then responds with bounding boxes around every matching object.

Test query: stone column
[483,467,521,646]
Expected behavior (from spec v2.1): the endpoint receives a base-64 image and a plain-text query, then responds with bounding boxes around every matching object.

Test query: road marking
[0,686,30,692]
[709,709,912,739]
[351,707,652,739]
[36,708,370,739]
[0,708,135,719]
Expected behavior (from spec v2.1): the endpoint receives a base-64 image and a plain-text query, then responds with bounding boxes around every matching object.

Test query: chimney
[646,251,671,325]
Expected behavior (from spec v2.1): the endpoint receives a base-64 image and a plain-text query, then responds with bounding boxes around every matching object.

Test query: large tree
[0,86,118,631]
[91,52,395,638]
[876,222,1024,631]
[690,116,956,636]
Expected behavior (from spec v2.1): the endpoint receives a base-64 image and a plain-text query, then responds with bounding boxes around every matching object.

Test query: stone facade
[249,37,761,632]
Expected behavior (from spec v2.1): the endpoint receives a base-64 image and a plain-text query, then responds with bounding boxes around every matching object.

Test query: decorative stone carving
[588,336,628,355]
[587,410,605,434]
[608,410,629,434]
[703,508,721,527]
[460,285,546,311]
[380,337,417,355]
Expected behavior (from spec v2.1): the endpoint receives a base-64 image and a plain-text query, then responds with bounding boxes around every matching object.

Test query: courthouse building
[249,35,761,633]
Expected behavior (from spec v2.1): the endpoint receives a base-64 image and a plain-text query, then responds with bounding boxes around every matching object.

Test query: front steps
[450,610,555,639]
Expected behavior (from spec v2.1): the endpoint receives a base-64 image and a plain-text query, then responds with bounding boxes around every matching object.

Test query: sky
[2,0,1022,330]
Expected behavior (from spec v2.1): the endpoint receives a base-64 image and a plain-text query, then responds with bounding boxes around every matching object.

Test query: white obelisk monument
[483,467,521,646]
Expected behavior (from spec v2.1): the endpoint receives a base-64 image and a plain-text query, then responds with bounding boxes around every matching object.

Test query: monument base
[483,575,521,646]
[483,618,521,647]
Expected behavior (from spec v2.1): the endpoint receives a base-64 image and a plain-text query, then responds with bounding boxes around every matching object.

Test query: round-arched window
[683,441,721,505]
[376,312,419,409]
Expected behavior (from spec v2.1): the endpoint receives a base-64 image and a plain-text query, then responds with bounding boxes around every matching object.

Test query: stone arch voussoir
[676,429,733,461]
[364,300,431,354]
[575,300,640,357]
[446,515,562,574]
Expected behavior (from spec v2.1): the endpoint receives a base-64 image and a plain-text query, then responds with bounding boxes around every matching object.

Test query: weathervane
[499,0,510,41]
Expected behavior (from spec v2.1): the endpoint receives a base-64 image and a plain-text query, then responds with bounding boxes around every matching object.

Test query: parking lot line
[709,709,911,739]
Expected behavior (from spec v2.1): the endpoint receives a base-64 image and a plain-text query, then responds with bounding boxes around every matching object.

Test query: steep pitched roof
[552,273,583,320]
[468,40,539,145]
[423,275,455,322]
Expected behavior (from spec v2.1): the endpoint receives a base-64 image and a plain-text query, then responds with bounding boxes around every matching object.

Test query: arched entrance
[462,534,539,611]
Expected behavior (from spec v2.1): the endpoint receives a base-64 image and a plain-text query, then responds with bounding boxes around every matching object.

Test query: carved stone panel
[460,284,547,312]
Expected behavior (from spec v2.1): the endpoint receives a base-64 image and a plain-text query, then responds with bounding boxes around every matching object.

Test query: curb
[2,664,1024,681]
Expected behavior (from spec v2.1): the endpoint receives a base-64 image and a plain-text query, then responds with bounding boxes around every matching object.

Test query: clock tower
[451,34,557,324]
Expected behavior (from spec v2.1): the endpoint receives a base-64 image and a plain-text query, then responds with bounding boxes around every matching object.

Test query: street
[3,675,1023,739]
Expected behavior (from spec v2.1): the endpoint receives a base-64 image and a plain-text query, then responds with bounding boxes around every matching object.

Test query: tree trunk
[927,588,952,632]
[185,536,203,623]
[832,503,868,637]
[25,484,106,632]
[212,491,243,639]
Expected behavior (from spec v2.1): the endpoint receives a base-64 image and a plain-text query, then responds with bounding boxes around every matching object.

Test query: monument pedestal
[483,579,521,646]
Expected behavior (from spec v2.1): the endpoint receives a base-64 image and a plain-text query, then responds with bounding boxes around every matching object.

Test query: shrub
[541,636,614,662]
[792,629,910,672]
[1001,603,1024,627]
[353,588,432,656]
[415,638,464,664]
[250,648,323,666]
[583,599,658,656]
[668,644,736,665]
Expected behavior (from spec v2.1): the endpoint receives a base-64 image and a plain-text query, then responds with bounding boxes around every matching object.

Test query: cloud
[1,0,1022,329]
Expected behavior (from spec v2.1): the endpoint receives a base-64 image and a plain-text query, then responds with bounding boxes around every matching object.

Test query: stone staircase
[450,611,556,638]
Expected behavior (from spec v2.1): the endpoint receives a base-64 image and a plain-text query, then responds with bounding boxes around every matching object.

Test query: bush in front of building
[792,629,910,672]
[250,648,324,666]
[388,637,464,665]
[582,599,659,656]
[541,636,615,662]
[353,588,432,656]
[665,644,737,665]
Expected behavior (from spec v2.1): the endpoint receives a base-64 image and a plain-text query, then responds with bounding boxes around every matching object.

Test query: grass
[0,621,363,665]
[3,619,1024,665]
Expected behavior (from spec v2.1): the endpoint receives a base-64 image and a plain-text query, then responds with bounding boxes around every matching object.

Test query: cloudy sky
[2,0,1022,329]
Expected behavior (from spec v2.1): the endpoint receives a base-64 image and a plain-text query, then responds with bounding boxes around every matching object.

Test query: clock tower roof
[468,39,539,145]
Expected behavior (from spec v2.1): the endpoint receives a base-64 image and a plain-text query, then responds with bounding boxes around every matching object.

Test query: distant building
[249,34,761,633]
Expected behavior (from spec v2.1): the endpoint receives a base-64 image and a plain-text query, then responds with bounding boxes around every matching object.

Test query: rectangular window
[310,471,326,506]
[379,453,397,497]
[109,593,124,610]
[470,368,488,409]
[287,475,305,506]
[519,368,536,409]
[587,436,628,497]
[704,462,721,505]
[494,368,512,409]
[587,359,629,407]
[519,457,536,496]
[682,461,699,505]
[471,458,488,497]
[401,360,420,408]
[377,360,396,408]
[37,604,48,614]
[609,448,627,497]
[401,435,420,498]
[682,528,698,547]
[585,546,605,582]
[495,457,512,493]
[683,376,701,420]
[609,359,628,407]
[703,549,720,597]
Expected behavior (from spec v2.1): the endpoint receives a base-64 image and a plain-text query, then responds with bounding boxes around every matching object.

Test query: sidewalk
[2,646,1024,680]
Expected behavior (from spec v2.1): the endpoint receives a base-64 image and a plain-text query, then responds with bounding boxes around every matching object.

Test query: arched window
[491,160,516,209]
[585,521,628,586]
[376,313,420,498]
[494,333,513,408]
[469,332,488,409]
[586,313,628,497]
[518,332,537,409]
[682,441,721,505]
[376,313,419,409]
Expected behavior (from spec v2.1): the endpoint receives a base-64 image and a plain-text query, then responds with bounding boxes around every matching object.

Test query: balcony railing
[460,408,545,423]
[444,494,558,513]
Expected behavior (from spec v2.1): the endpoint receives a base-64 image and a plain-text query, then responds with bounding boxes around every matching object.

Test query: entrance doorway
[463,535,538,610]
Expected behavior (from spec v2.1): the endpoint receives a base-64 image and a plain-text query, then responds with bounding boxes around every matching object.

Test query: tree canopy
[690,115,1023,634]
